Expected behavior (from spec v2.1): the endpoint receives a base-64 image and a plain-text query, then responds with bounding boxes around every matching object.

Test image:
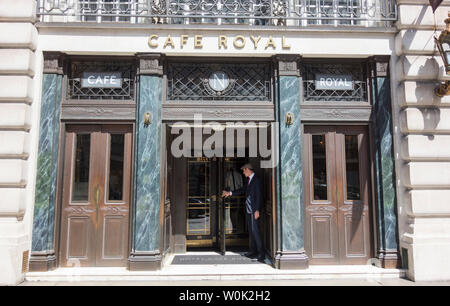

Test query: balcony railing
[36,0,397,27]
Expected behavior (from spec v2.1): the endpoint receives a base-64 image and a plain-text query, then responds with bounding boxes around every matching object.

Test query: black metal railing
[36,0,397,26]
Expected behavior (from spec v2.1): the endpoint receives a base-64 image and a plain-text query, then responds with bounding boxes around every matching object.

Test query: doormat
[171,255,262,265]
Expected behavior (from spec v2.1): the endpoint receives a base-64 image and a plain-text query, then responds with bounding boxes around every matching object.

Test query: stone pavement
[20,252,450,286]
[18,278,450,286]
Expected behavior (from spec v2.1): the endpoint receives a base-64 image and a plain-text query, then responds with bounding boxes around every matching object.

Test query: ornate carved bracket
[369,55,390,78]
[43,52,65,75]
[137,53,164,76]
[273,54,301,77]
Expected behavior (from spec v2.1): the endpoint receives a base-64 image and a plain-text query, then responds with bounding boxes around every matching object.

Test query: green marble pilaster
[32,73,62,251]
[30,64,63,271]
[371,58,400,268]
[129,54,163,270]
[273,56,308,269]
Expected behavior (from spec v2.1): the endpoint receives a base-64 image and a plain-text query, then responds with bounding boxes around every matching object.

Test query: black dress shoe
[257,256,265,263]
[244,252,258,258]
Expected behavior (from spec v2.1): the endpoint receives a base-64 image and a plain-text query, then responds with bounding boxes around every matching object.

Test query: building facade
[0,0,449,285]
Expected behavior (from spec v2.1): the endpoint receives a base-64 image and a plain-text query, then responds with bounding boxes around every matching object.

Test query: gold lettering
[194,35,203,48]
[233,35,246,49]
[250,35,261,49]
[180,35,189,49]
[218,35,227,49]
[265,36,276,50]
[148,34,158,48]
[282,36,291,50]
[163,35,175,48]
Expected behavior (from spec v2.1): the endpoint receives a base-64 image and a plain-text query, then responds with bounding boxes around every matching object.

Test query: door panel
[304,125,372,265]
[335,126,371,264]
[186,158,214,246]
[60,124,132,267]
[304,126,339,264]
[96,125,132,266]
[67,217,90,259]
[185,157,249,250]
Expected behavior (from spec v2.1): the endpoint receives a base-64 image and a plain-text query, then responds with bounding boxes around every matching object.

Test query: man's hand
[254,210,260,220]
[222,190,231,198]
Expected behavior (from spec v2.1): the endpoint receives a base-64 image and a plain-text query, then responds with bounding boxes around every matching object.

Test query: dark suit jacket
[232,174,263,213]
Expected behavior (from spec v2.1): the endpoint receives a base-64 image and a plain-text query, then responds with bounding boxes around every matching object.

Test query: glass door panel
[222,158,248,247]
[72,134,91,202]
[187,159,212,237]
[107,134,125,202]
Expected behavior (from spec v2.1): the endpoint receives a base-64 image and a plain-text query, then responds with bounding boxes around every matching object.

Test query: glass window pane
[72,134,91,201]
[312,135,327,200]
[187,161,210,235]
[108,134,125,201]
[345,135,361,200]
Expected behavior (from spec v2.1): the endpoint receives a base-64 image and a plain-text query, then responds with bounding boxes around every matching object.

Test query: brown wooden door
[60,124,133,267]
[303,125,372,265]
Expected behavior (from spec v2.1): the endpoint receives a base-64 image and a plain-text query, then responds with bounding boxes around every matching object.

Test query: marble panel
[373,77,399,252]
[133,75,162,252]
[32,74,61,252]
[279,76,303,251]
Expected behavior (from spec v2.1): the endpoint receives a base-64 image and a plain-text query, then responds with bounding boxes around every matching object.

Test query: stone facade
[1,0,450,285]
[394,0,450,281]
[0,0,39,285]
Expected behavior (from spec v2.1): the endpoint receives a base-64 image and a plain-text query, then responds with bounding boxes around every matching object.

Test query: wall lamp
[435,12,450,97]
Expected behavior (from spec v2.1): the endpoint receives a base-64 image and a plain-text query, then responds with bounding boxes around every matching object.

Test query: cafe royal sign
[148,34,291,50]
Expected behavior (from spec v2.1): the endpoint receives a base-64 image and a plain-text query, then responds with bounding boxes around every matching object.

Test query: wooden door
[303,125,372,265]
[60,124,133,267]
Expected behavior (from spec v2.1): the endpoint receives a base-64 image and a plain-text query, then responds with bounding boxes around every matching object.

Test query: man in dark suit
[222,163,264,263]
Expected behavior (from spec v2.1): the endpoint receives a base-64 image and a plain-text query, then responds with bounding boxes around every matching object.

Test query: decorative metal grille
[67,61,135,100]
[302,62,368,102]
[36,0,397,26]
[167,62,272,101]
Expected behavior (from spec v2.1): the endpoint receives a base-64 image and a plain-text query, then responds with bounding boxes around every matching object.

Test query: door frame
[301,123,376,264]
[183,156,251,251]
[55,121,136,268]
[165,122,277,261]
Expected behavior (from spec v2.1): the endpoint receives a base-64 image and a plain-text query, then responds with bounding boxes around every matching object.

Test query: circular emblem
[208,71,230,92]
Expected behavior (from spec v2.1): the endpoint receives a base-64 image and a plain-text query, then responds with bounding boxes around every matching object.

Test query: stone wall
[0,0,38,285]
[395,0,450,281]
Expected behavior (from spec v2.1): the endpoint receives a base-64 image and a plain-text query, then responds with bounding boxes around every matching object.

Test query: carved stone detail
[208,109,233,117]
[61,105,136,120]
[273,55,301,76]
[300,106,372,122]
[162,106,274,121]
[370,55,390,77]
[137,53,164,76]
[43,52,64,74]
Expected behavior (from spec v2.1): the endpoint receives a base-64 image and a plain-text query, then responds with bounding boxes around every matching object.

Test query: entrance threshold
[26,255,406,282]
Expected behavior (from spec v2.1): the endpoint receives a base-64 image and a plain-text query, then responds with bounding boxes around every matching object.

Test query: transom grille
[167,62,272,102]
[302,62,368,102]
[67,61,135,100]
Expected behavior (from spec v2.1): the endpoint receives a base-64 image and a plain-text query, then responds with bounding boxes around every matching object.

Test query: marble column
[30,53,64,271]
[128,54,164,270]
[273,55,308,269]
[371,57,400,268]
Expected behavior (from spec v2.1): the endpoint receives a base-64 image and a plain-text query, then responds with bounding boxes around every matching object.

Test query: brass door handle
[211,195,217,202]
[94,185,100,222]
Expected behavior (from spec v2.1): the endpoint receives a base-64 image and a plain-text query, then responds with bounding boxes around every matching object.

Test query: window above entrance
[166,62,272,102]
[301,61,368,103]
[67,60,135,101]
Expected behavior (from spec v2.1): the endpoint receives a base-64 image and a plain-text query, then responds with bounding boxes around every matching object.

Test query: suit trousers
[246,212,263,257]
